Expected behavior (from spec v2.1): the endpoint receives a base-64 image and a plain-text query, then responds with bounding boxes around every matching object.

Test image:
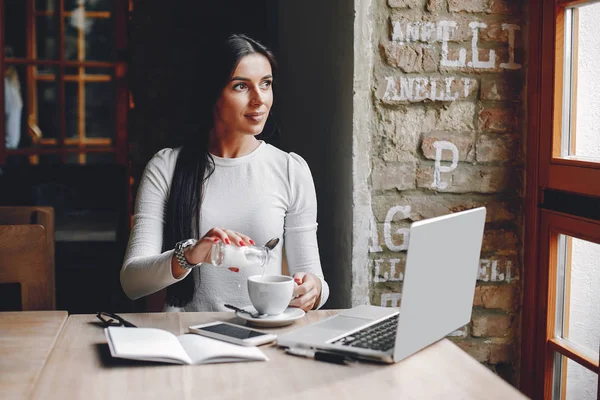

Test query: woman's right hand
[178,228,256,274]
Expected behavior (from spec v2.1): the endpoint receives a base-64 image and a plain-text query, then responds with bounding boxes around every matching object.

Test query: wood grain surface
[30,311,529,400]
[0,311,68,399]
[0,224,52,310]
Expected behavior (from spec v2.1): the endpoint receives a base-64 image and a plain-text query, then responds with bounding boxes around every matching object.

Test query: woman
[121,34,329,312]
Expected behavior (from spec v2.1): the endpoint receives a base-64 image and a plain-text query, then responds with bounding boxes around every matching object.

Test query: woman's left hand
[289,272,322,312]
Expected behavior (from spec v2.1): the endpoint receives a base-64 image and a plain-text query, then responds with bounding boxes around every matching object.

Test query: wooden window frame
[539,210,600,398]
[541,0,600,198]
[523,0,600,398]
[33,3,113,164]
[0,0,128,165]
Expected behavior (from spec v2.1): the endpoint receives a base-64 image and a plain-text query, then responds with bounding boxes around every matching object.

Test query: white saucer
[235,305,305,328]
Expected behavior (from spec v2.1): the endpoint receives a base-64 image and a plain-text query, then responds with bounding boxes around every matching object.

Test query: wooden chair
[0,206,55,306]
[0,225,53,310]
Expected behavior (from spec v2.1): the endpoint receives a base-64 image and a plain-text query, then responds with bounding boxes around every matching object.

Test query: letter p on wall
[432,141,459,190]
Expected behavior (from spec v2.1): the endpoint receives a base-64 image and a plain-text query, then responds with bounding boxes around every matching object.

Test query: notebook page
[177,334,268,364]
[106,327,193,365]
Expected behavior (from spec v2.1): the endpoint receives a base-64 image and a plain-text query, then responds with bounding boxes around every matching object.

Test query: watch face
[183,239,197,248]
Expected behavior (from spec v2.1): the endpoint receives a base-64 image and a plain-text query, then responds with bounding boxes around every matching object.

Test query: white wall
[566,4,600,399]
[574,4,600,159]
[567,239,600,399]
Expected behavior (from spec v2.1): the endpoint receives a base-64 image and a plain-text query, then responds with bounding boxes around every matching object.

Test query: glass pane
[65,0,112,12]
[85,82,114,140]
[64,16,113,61]
[35,0,57,11]
[557,235,600,355]
[64,17,80,61]
[65,82,79,140]
[64,67,113,76]
[36,77,60,143]
[553,353,599,400]
[85,67,113,75]
[36,16,58,60]
[4,0,27,58]
[565,359,598,399]
[563,4,600,161]
[37,65,57,76]
[86,17,113,61]
[64,67,81,77]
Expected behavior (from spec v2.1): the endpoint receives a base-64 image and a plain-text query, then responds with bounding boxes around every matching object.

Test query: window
[0,0,128,165]
[524,0,600,399]
[541,0,600,198]
[540,213,600,399]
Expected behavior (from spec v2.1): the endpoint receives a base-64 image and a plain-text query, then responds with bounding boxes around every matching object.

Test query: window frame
[538,210,600,398]
[540,0,600,198]
[0,0,128,165]
[523,0,600,398]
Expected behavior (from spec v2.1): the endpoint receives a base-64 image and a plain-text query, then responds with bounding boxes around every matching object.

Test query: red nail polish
[239,241,246,246]
[225,238,231,244]
[213,238,219,242]
[249,240,255,245]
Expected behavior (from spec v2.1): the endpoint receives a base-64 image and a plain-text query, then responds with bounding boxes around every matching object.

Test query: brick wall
[368,0,525,383]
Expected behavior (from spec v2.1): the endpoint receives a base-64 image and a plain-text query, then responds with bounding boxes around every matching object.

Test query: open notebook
[105,327,268,365]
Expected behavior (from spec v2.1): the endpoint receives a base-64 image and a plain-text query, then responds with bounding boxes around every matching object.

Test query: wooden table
[30,311,528,399]
[0,311,68,399]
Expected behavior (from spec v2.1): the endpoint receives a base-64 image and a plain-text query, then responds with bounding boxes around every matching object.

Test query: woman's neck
[208,127,260,158]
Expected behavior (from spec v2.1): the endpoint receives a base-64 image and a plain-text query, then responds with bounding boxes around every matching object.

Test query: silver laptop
[277,207,486,363]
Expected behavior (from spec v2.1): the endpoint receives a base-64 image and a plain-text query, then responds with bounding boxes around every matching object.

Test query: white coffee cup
[247,275,295,315]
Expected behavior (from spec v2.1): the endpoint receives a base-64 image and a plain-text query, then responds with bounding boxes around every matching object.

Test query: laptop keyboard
[331,314,399,352]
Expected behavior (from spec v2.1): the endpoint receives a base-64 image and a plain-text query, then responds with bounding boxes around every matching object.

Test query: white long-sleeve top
[120,141,330,311]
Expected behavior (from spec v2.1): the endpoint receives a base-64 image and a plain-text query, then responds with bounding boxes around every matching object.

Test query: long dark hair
[164,34,278,307]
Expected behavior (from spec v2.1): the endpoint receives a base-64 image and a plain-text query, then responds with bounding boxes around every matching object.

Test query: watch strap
[174,239,201,270]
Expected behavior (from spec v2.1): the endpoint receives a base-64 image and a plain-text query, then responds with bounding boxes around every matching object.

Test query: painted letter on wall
[432,141,459,189]
[468,22,496,69]
[381,293,402,307]
[384,205,411,251]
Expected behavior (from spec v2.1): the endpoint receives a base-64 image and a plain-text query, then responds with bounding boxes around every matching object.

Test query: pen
[284,347,351,365]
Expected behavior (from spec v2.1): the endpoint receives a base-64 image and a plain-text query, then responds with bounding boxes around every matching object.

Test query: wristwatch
[174,239,202,270]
